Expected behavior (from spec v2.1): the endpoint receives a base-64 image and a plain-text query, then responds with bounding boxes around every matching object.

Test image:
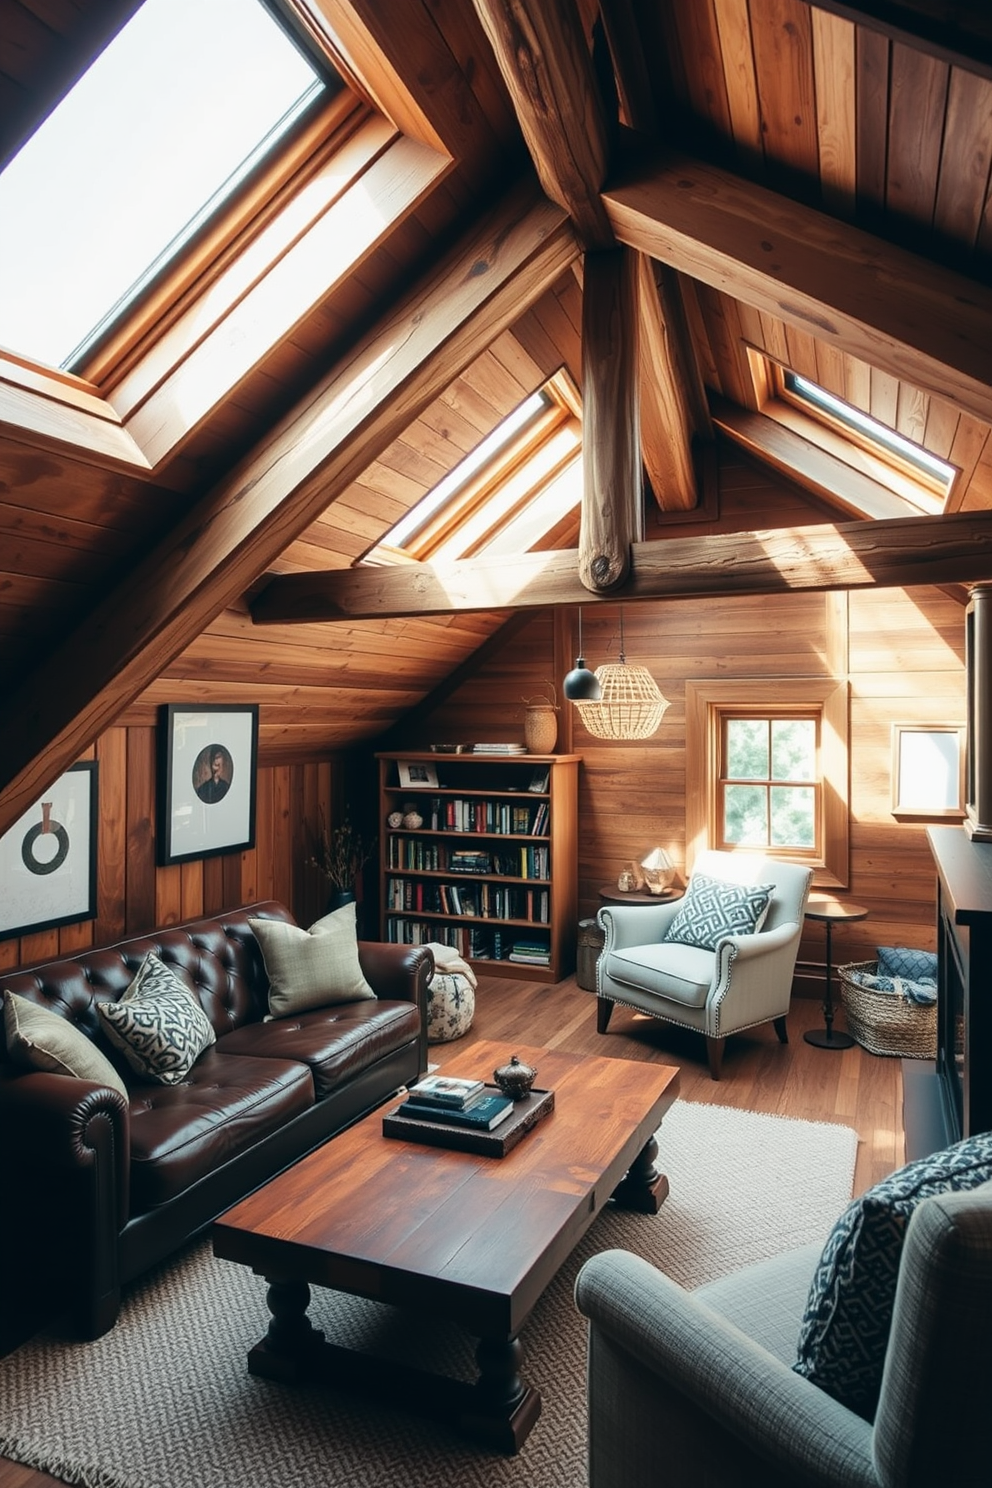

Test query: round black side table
[803,896,868,1049]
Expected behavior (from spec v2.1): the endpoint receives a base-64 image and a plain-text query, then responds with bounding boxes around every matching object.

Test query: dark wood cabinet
[904,826,992,1158]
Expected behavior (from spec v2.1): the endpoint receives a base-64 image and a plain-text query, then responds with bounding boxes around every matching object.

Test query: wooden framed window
[686,678,849,888]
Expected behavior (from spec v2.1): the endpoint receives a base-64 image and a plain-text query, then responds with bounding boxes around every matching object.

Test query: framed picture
[397,760,439,789]
[159,705,259,866]
[0,761,98,940]
[891,723,966,819]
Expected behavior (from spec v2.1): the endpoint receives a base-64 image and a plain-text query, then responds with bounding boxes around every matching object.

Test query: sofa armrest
[0,1070,130,1221]
[575,1250,876,1488]
[358,941,434,1003]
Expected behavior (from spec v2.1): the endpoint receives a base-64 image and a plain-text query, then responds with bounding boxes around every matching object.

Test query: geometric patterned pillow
[96,952,215,1085]
[793,1130,992,1418]
[663,872,774,951]
[876,945,939,983]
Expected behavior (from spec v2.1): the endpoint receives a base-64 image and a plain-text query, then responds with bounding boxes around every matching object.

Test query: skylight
[373,390,553,554]
[785,373,955,495]
[0,0,329,372]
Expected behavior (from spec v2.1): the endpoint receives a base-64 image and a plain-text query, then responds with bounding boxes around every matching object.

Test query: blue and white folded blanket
[846,967,937,1005]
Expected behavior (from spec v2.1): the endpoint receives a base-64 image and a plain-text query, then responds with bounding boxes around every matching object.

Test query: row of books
[386,840,550,879]
[437,798,548,836]
[384,919,551,962]
[385,883,551,921]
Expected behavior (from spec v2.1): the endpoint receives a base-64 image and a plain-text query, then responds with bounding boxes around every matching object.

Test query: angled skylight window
[0,0,333,372]
[783,372,955,499]
[362,376,584,569]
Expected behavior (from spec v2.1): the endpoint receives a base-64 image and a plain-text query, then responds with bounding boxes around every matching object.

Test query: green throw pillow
[664,872,774,951]
[3,987,128,1099]
[96,952,215,1084]
[251,901,376,1018]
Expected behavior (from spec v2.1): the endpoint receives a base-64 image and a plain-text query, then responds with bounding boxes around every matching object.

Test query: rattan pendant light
[574,606,670,740]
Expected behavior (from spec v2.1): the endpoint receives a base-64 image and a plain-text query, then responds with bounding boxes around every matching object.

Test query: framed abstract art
[0,761,98,940]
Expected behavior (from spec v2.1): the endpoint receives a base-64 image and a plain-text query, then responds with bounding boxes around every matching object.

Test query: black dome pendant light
[563,607,602,701]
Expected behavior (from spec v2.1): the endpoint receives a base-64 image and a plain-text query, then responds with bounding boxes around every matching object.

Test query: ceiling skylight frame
[362,370,581,567]
[0,0,345,382]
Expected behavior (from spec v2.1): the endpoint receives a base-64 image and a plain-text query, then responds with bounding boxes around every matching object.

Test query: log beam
[603,137,992,428]
[0,181,577,837]
[251,509,992,623]
[580,247,642,591]
[471,0,615,248]
[637,255,708,512]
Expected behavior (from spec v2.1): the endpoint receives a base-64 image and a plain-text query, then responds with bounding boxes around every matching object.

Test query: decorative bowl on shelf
[430,743,471,753]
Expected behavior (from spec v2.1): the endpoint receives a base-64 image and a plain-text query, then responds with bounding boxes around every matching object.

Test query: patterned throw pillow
[96,952,215,1084]
[794,1132,992,1417]
[4,988,129,1099]
[663,872,774,951]
[426,972,475,1044]
[876,945,939,983]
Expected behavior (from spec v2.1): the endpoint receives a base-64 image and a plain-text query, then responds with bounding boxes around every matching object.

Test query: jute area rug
[0,1101,858,1488]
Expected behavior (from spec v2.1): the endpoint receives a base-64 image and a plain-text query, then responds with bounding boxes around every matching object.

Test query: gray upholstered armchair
[595,849,812,1078]
[575,1179,992,1488]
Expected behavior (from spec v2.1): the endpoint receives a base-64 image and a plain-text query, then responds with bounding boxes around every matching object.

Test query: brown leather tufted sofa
[0,901,432,1353]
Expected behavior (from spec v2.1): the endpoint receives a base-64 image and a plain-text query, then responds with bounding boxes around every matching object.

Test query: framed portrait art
[159,705,259,866]
[0,761,98,940]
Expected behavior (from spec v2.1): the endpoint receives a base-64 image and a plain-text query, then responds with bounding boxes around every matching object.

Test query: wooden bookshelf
[376,751,580,983]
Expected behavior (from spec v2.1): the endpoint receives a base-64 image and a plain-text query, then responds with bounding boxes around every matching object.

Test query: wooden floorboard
[0,977,904,1488]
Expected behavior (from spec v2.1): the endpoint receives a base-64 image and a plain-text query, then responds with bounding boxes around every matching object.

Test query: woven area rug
[0,1101,857,1488]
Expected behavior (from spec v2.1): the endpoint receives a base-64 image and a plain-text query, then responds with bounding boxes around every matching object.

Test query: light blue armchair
[575,1180,992,1488]
[595,849,812,1078]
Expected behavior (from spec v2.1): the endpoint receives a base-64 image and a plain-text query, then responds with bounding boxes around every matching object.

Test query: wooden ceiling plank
[602,138,992,427]
[712,0,764,171]
[0,181,578,835]
[470,0,615,248]
[932,66,992,254]
[885,40,948,230]
[749,0,820,187]
[579,246,642,590]
[250,508,992,622]
[810,4,857,217]
[855,23,890,219]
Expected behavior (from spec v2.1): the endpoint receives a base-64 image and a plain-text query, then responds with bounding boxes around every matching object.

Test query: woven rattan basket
[838,959,937,1059]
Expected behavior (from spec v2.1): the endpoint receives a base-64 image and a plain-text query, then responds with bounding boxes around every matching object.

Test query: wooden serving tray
[382,1084,555,1157]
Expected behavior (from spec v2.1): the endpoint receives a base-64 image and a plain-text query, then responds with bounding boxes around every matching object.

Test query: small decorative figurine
[402,811,423,829]
[617,866,637,892]
[493,1053,537,1100]
[387,811,404,828]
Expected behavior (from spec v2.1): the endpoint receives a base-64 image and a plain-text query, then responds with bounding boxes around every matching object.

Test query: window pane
[771,719,816,781]
[726,719,768,780]
[0,0,324,370]
[770,786,816,848]
[724,785,768,845]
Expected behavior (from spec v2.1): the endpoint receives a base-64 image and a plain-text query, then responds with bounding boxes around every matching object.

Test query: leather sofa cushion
[127,1050,313,1213]
[216,999,422,1100]
[605,942,714,1008]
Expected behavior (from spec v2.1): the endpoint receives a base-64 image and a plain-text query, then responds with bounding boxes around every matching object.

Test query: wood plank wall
[0,739,348,973]
[402,459,967,977]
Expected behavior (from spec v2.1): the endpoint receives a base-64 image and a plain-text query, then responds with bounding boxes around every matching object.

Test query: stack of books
[508,939,551,966]
[399,1074,514,1130]
[471,743,527,755]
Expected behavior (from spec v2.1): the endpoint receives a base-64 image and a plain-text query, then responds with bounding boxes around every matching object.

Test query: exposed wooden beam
[637,255,706,512]
[251,509,992,622]
[580,247,642,591]
[802,2,992,83]
[603,137,992,428]
[471,0,615,248]
[0,180,577,838]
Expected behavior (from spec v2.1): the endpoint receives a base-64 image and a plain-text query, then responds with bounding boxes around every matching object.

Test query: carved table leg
[247,1277,325,1382]
[460,1335,541,1454]
[611,1133,670,1214]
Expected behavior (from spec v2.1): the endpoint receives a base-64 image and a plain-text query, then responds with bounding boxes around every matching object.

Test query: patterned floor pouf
[426,971,475,1044]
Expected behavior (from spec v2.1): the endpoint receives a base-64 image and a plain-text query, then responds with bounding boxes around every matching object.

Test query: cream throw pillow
[251,902,376,1018]
[4,988,128,1099]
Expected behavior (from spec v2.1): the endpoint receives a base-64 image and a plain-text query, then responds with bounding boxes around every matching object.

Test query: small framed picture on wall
[159,705,259,866]
[0,761,98,940]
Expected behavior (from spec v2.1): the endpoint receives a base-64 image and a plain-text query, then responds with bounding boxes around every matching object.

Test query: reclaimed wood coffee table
[213,1039,679,1453]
